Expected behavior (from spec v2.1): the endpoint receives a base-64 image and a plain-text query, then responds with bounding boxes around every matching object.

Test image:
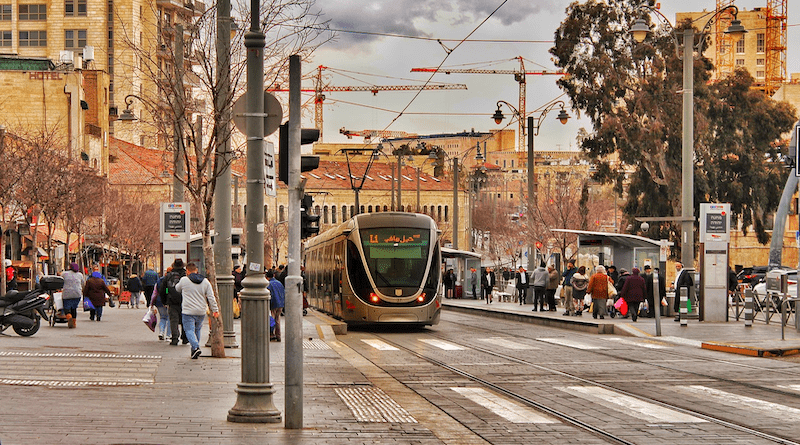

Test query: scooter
[0,275,63,337]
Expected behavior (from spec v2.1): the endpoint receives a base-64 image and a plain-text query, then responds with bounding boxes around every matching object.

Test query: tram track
[442,316,800,399]
[349,327,800,445]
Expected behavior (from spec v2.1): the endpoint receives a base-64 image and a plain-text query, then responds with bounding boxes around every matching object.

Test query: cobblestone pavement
[2,297,799,444]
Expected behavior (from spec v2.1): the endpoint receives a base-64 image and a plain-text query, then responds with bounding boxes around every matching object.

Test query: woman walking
[586,265,610,319]
[569,266,589,316]
[60,263,85,328]
[620,267,646,322]
[84,271,113,322]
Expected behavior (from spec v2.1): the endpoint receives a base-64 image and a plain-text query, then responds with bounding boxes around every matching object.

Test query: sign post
[160,202,190,272]
[699,203,730,322]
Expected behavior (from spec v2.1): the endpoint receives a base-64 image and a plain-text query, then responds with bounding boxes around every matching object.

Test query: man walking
[142,268,159,307]
[267,269,285,342]
[176,262,219,359]
[532,262,548,312]
[515,266,529,305]
[562,261,577,316]
[160,259,189,346]
[673,261,694,321]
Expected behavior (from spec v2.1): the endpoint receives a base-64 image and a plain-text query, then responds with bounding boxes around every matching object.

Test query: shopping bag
[233,299,241,319]
[83,297,95,311]
[142,308,157,332]
[584,294,592,306]
[607,280,618,298]
[614,298,628,316]
[53,292,64,311]
[661,297,668,307]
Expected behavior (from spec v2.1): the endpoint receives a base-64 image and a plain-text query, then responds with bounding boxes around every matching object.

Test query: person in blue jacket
[266,269,285,342]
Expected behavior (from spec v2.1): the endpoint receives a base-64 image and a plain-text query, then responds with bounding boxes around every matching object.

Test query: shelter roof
[550,229,660,248]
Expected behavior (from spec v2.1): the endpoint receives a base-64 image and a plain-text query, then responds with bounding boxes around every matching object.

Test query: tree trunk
[203,232,225,357]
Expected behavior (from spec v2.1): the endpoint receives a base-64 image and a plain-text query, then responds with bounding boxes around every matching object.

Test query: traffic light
[301,194,320,239]
[278,123,321,184]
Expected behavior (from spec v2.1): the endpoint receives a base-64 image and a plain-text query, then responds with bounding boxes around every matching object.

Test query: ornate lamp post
[493,99,569,272]
[630,5,746,270]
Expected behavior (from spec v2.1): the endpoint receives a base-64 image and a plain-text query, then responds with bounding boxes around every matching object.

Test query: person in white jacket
[176,262,219,359]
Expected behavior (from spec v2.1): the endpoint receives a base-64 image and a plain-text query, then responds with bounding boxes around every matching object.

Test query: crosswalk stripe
[558,386,706,423]
[451,387,556,423]
[678,385,800,419]
[778,384,800,393]
[537,338,606,350]
[607,338,669,349]
[419,339,465,350]
[477,337,539,350]
[361,339,399,351]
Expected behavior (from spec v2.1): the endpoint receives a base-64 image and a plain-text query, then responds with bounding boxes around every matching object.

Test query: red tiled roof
[108,137,171,186]
[303,160,455,192]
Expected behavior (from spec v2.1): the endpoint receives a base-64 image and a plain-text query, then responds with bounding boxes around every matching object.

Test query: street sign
[699,203,731,243]
[231,92,282,136]
[160,202,190,243]
[264,141,276,197]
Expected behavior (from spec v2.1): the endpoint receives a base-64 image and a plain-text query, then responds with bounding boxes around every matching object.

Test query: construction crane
[339,127,418,142]
[411,57,565,151]
[764,0,787,96]
[268,66,467,142]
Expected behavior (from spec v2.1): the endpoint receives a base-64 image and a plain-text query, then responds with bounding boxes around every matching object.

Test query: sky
[298,0,800,152]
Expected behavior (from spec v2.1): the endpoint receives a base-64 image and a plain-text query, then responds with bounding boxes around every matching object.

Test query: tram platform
[441,296,800,357]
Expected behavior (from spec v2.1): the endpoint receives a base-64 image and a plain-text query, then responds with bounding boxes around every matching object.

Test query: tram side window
[425,244,441,290]
[347,240,371,298]
[333,241,343,294]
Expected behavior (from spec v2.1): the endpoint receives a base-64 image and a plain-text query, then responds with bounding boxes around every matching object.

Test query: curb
[701,341,800,357]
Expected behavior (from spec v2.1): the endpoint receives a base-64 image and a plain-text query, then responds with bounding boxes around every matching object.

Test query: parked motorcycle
[0,275,63,337]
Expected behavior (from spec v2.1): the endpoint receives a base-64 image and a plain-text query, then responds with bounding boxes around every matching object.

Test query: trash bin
[665,293,675,317]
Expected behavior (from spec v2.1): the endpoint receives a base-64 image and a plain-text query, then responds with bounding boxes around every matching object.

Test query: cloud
[315,0,560,49]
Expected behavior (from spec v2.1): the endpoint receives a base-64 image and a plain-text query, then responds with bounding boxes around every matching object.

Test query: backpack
[159,271,183,306]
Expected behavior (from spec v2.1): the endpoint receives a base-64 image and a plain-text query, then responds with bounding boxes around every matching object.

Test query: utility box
[765,270,789,294]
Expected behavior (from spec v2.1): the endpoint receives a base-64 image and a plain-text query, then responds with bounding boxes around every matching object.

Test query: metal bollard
[744,287,753,327]
[679,287,688,327]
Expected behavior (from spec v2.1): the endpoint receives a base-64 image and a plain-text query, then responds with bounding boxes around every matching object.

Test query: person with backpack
[159,258,188,346]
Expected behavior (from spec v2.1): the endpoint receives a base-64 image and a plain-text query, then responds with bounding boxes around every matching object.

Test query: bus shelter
[551,229,661,272]
[442,247,481,299]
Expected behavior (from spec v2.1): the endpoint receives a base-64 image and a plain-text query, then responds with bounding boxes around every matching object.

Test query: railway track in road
[342,324,800,445]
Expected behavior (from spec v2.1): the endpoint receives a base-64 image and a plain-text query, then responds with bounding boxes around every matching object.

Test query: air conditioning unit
[83,46,94,62]
[59,50,74,64]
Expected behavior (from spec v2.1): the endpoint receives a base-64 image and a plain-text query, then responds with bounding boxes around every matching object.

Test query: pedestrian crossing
[450,387,556,423]
[358,336,671,352]
[557,385,707,423]
[676,385,800,419]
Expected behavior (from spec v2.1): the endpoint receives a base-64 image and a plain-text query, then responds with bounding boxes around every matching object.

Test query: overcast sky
[296,0,799,151]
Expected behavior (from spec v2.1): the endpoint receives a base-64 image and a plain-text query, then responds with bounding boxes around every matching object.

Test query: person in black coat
[515,266,529,305]
[673,261,694,321]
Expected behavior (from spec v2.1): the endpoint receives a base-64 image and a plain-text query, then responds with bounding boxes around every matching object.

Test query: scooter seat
[0,290,25,306]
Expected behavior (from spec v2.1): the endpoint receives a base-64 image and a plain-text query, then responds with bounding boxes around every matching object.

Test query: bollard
[679,287,688,327]
[744,287,753,327]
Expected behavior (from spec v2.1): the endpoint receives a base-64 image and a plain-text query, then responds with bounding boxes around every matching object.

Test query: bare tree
[0,127,24,295]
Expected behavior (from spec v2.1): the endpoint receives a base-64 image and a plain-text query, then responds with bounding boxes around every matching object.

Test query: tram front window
[360,228,430,288]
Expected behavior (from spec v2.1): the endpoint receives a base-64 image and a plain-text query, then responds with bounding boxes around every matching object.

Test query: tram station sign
[160,202,190,243]
[699,203,730,243]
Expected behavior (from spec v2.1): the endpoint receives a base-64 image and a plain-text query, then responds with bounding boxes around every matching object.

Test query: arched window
[423,205,428,214]
[279,205,285,222]
[444,206,448,222]
[350,205,355,217]
[437,205,442,222]
[323,206,329,224]
[331,205,337,224]
[383,205,389,212]
[368,205,373,213]
[360,205,365,214]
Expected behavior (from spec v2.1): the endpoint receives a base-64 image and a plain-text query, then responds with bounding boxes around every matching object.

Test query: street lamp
[493,99,569,272]
[426,144,484,250]
[631,5,746,269]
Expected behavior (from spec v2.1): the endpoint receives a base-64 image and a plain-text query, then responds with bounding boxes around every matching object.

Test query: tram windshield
[359,227,430,288]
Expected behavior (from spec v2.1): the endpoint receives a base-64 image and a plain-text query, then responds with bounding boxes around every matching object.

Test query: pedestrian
[84,270,113,322]
[277,264,288,286]
[443,268,455,299]
[175,262,219,359]
[232,264,245,301]
[546,265,559,311]
[60,262,85,328]
[562,261,578,316]
[607,265,619,286]
[614,268,630,317]
[643,265,655,317]
[483,267,496,303]
[620,267,646,322]
[570,266,589,316]
[4,259,17,292]
[532,262,548,312]
[727,265,739,306]
[469,267,478,299]
[515,266,529,305]
[142,268,159,307]
[586,265,610,319]
[159,259,189,345]
[151,270,170,341]
[266,269,285,342]
[127,273,143,309]
[673,261,694,321]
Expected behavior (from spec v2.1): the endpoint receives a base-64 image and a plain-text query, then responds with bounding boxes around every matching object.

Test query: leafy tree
[550,0,796,249]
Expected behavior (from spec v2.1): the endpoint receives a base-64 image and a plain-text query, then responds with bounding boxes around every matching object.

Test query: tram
[303,212,442,326]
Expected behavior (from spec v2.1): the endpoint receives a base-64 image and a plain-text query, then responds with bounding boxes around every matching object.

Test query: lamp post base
[228,382,282,423]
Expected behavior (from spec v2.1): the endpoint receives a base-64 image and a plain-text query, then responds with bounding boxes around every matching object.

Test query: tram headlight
[370,293,381,304]
[417,293,426,303]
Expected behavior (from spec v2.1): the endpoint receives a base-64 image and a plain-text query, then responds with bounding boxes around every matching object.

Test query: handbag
[142,308,157,332]
[607,280,618,297]
[107,296,116,308]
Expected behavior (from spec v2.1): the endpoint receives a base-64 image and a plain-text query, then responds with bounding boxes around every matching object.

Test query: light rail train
[303,212,442,326]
